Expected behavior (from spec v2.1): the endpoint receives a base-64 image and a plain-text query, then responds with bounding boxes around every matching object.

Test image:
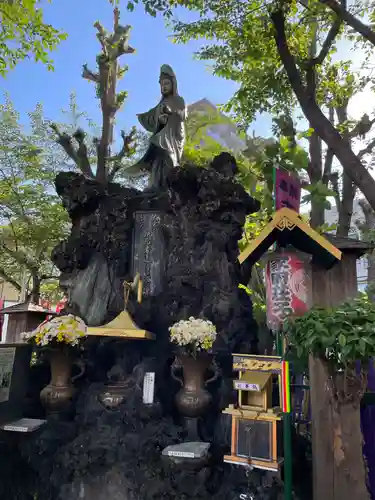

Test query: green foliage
[129,0,340,126]
[239,270,267,325]
[183,105,270,221]
[0,95,70,301]
[284,294,375,368]
[134,0,375,230]
[301,181,336,210]
[0,0,67,75]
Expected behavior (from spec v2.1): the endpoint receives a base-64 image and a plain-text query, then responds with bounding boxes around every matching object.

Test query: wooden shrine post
[238,208,342,500]
[309,236,372,500]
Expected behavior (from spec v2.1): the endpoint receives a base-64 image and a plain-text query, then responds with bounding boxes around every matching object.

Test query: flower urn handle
[205,358,220,387]
[171,357,184,387]
[71,359,86,383]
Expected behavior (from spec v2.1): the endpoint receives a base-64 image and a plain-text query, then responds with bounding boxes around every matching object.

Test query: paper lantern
[265,250,312,330]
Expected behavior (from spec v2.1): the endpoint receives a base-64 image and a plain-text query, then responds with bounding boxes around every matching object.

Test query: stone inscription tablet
[132,211,164,297]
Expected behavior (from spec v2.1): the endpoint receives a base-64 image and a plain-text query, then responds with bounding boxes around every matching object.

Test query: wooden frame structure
[223,408,281,472]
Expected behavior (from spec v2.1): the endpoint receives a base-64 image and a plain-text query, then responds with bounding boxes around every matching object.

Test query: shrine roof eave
[238,207,341,270]
[0,301,57,315]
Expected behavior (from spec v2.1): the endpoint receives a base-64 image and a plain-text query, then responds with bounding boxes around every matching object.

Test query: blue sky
[0,0,272,139]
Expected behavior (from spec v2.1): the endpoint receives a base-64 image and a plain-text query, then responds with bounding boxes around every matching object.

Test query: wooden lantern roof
[324,234,374,258]
[239,207,341,269]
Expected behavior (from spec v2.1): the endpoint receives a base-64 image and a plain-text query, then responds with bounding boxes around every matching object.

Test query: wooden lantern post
[238,207,342,500]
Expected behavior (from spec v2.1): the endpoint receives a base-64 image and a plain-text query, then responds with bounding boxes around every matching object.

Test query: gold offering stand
[86,274,155,409]
[86,274,154,340]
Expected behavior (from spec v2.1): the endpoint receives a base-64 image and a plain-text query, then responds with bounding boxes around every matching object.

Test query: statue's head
[159,64,177,97]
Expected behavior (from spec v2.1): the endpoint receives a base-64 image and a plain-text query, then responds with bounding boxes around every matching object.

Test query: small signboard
[162,442,210,460]
[274,169,301,213]
[2,418,46,433]
[143,372,155,405]
[234,381,260,391]
[233,355,283,374]
[167,450,195,458]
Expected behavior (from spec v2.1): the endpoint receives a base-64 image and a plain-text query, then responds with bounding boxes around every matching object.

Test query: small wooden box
[234,371,273,411]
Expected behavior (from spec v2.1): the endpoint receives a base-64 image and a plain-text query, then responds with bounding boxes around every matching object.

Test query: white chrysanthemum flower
[169,317,217,352]
[24,314,87,348]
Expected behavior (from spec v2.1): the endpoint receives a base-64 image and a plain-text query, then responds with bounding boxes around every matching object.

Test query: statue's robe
[136,94,187,189]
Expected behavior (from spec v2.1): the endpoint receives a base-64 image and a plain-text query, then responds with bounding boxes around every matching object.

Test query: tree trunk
[30,272,41,303]
[335,105,356,237]
[271,10,375,212]
[309,356,370,500]
[309,355,335,500]
[309,131,324,228]
[336,173,355,237]
[332,402,370,500]
[306,19,325,229]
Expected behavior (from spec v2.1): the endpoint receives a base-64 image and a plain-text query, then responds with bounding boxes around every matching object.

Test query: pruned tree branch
[50,123,80,164]
[107,127,136,178]
[94,21,109,55]
[107,127,136,162]
[94,14,135,61]
[50,123,94,178]
[92,8,136,183]
[318,0,375,47]
[270,7,375,212]
[82,63,100,83]
[72,129,95,177]
[55,8,135,184]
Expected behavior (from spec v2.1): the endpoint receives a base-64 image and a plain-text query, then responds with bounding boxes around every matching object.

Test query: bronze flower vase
[40,347,83,417]
[171,354,219,441]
